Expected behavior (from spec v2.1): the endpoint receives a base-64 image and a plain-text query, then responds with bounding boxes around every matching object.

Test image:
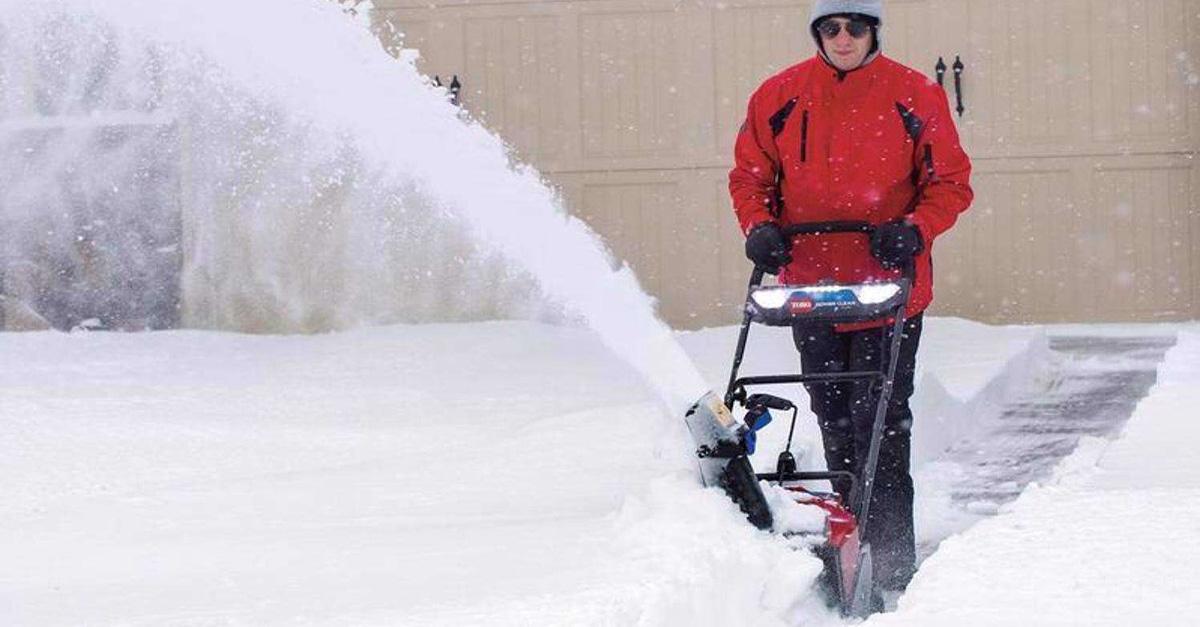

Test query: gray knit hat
[809,0,883,27]
[809,0,884,66]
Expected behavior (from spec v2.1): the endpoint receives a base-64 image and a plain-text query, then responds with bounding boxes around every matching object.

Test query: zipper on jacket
[907,145,939,216]
[800,110,809,163]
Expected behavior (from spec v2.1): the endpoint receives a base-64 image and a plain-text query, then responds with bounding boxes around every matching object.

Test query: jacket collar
[815,50,881,82]
[810,53,884,92]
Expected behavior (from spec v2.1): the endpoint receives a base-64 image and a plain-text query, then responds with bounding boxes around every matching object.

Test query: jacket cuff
[740,214,775,237]
[906,213,933,251]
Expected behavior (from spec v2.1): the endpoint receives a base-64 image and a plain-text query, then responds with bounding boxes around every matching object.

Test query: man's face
[816,16,874,71]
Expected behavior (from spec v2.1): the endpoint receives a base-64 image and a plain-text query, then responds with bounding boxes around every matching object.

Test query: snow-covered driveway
[0,322,821,625]
[3,320,1194,625]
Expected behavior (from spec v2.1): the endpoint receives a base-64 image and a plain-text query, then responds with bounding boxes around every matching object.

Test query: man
[728,0,973,600]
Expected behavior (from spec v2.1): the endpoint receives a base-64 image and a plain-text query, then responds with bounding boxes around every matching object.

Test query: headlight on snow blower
[854,283,902,305]
[747,282,905,326]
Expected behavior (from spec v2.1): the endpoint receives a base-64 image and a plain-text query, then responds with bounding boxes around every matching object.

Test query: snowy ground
[872,329,1200,626]
[1,319,1195,625]
[0,322,819,625]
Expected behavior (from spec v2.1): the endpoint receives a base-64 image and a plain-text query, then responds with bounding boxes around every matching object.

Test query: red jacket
[730,54,973,325]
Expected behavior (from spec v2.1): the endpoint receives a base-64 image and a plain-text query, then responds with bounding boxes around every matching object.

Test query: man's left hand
[871,219,924,270]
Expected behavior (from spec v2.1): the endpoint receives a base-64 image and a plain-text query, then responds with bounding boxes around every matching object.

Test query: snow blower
[684,221,912,617]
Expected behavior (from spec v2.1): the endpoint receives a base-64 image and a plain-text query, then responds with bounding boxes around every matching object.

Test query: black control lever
[745,393,795,412]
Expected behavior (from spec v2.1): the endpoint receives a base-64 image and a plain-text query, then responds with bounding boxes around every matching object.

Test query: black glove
[870,219,924,270]
[744,222,793,274]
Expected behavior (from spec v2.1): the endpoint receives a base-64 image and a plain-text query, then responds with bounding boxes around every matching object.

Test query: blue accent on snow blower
[742,406,773,455]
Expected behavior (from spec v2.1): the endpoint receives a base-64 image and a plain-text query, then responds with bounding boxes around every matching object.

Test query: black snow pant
[792,313,922,592]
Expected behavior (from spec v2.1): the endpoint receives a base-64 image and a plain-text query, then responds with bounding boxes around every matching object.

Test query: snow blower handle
[748,221,915,288]
[749,222,873,289]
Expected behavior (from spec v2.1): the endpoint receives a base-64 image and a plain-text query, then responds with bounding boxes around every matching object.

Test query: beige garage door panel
[464,15,571,161]
[952,0,1089,158]
[882,0,953,76]
[580,10,689,159]
[953,0,1197,158]
[1087,0,1197,148]
[371,11,459,79]
[1089,161,1196,318]
[375,16,428,57]
[713,2,813,157]
[709,169,756,314]
[933,156,1198,322]
[1194,161,1200,311]
[581,180,674,301]
[374,3,581,167]
[932,164,1078,321]
[558,169,732,325]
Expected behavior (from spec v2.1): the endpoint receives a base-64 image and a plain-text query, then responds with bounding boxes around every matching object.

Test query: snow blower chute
[684,221,912,617]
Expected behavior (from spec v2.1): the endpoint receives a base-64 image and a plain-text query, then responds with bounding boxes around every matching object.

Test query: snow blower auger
[684,221,912,618]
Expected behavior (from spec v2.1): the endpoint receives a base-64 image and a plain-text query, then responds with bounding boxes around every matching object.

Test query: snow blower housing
[684,221,913,617]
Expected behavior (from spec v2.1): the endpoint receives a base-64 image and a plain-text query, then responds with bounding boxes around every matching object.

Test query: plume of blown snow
[0,0,708,409]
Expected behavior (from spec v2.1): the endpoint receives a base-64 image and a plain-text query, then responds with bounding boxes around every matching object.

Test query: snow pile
[908,318,1051,461]
[600,476,833,626]
[907,320,1051,541]
[869,331,1200,626]
[0,321,830,626]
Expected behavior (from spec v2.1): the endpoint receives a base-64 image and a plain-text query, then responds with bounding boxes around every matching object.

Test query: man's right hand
[744,222,793,275]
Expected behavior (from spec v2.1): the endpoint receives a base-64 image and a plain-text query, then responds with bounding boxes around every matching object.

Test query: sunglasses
[816,19,873,40]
